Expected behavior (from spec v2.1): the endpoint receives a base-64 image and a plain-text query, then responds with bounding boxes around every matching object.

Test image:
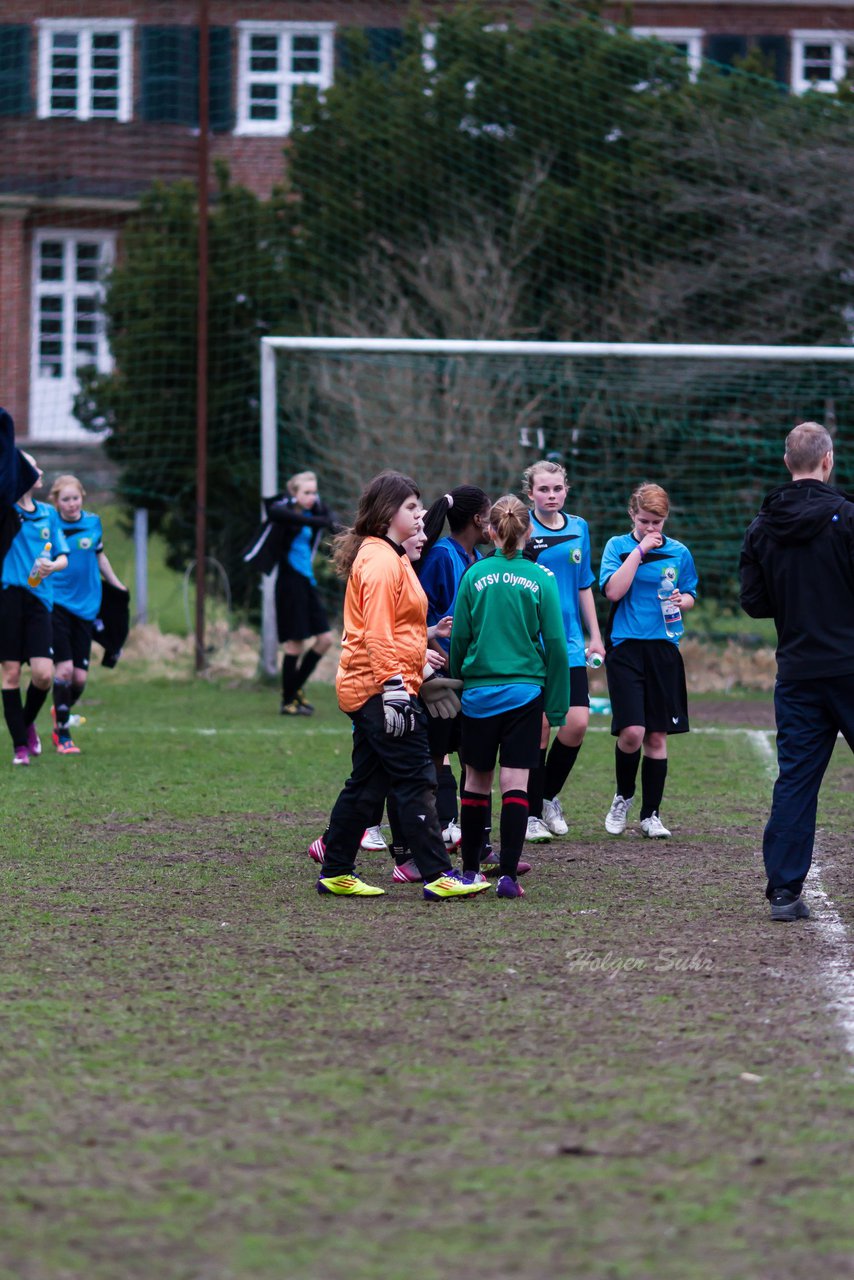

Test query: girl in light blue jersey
[523,459,605,843]
[49,475,127,754]
[599,483,698,839]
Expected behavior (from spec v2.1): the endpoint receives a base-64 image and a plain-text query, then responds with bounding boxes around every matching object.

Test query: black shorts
[275,568,330,643]
[425,709,462,760]
[461,692,544,772]
[0,585,54,663]
[52,604,94,669]
[605,639,689,736]
[568,665,590,709]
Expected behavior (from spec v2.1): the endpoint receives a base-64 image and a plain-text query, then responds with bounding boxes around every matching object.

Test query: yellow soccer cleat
[316,874,385,897]
[423,874,491,901]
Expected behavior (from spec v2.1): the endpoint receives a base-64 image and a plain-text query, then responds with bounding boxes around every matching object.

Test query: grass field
[1,673,852,1280]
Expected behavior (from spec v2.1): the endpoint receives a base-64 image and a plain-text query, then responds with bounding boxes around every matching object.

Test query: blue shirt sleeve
[419,547,458,627]
[49,507,70,557]
[679,545,699,598]
[580,520,594,591]
[599,537,623,592]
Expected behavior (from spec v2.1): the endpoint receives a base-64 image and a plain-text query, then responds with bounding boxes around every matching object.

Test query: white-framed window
[791,31,854,94]
[37,19,133,122]
[236,22,335,135]
[30,230,115,441]
[633,28,704,81]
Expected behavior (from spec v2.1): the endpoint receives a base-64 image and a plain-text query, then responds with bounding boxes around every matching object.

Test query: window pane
[53,32,79,50]
[292,57,320,74]
[292,35,320,53]
[803,44,833,74]
[250,83,278,118]
[40,244,65,282]
[75,244,102,283]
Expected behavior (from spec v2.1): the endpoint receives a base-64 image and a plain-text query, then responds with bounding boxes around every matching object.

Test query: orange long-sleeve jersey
[336,536,429,713]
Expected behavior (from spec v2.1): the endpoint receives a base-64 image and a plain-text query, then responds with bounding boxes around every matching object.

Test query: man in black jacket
[740,420,854,921]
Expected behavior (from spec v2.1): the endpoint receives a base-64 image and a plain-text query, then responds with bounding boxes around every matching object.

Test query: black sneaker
[294,689,315,716]
[769,889,810,922]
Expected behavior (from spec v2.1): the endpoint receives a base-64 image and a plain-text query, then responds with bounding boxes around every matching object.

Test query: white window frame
[791,30,854,94]
[633,27,704,81]
[37,18,134,122]
[235,21,335,136]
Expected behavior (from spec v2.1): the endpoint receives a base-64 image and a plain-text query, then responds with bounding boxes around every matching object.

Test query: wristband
[636,545,645,562]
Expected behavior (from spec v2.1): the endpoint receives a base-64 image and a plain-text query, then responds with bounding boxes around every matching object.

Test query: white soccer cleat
[640,813,671,839]
[542,797,568,836]
[525,816,553,843]
[360,825,388,851]
[605,794,633,835]
[442,820,462,850]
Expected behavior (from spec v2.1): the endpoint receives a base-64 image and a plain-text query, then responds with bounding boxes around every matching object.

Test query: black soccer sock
[2,689,27,749]
[69,681,85,708]
[436,762,458,827]
[296,647,322,692]
[53,680,72,730]
[527,748,548,819]
[615,745,641,799]
[543,740,581,802]
[281,654,299,704]
[481,798,493,859]
[23,681,48,727]
[499,789,529,879]
[460,789,489,874]
[640,756,668,820]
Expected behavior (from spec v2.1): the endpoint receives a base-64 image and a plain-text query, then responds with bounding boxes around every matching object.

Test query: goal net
[258,337,854,670]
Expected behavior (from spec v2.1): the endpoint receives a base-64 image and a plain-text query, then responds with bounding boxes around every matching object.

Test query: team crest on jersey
[79,537,92,550]
[571,548,582,564]
[40,527,50,540]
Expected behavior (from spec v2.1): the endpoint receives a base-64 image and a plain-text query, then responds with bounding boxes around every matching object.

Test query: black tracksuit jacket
[739,478,854,681]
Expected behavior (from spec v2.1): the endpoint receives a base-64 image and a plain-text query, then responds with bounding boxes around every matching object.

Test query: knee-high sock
[543,740,581,802]
[527,748,548,819]
[53,680,73,730]
[460,789,489,874]
[615,745,641,799]
[281,654,299,703]
[2,689,27,749]
[23,681,48,727]
[640,756,668,820]
[499,790,529,879]
[296,647,322,691]
[69,681,85,707]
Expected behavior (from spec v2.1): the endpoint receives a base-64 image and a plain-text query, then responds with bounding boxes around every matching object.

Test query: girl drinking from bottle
[316,470,489,902]
[450,495,570,897]
[598,483,698,839]
[523,459,605,843]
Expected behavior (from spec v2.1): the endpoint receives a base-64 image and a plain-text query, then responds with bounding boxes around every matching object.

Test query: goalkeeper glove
[381,675,417,737]
[419,672,463,720]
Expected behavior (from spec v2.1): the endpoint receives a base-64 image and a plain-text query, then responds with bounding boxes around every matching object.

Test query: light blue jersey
[287,525,316,584]
[2,501,69,609]
[527,511,594,666]
[52,510,104,621]
[599,532,698,646]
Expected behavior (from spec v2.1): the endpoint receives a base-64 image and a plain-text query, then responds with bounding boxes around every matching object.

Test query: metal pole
[195,0,210,672]
[133,507,148,625]
[264,337,854,362]
[260,339,279,677]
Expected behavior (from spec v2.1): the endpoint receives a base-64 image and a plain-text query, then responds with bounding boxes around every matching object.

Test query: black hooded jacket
[739,479,854,680]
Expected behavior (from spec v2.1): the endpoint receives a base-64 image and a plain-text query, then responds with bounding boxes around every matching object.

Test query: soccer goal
[258,337,854,674]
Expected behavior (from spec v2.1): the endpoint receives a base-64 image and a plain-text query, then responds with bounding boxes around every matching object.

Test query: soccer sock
[460,788,489,874]
[69,681,85,707]
[23,681,48,727]
[53,680,72,730]
[2,689,27,749]
[543,740,581,802]
[481,799,493,859]
[640,756,668,820]
[296,647,322,692]
[615,745,641,799]
[281,654,299,704]
[499,789,529,879]
[527,748,548,819]
[436,762,458,827]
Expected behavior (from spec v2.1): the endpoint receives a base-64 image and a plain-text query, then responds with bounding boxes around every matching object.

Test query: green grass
[0,676,852,1279]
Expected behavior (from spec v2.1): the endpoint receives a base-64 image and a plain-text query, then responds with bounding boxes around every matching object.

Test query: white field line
[744,727,854,1063]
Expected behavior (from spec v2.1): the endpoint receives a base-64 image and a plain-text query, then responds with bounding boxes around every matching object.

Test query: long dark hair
[419,485,490,565]
[332,470,421,578]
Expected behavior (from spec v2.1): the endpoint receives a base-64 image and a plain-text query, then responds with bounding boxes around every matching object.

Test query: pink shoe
[307,835,326,864]
[12,746,29,766]
[392,858,423,883]
[56,738,81,755]
[25,723,41,757]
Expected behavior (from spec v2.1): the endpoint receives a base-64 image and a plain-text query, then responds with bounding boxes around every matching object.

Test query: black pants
[322,695,452,882]
[763,675,854,898]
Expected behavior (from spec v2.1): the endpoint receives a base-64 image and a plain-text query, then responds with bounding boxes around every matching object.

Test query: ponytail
[420,484,490,564]
[488,494,530,555]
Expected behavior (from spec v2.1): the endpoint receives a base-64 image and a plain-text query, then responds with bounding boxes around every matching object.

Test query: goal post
[258,337,854,675]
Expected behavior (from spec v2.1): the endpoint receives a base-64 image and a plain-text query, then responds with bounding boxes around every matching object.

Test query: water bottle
[26,541,52,588]
[657,570,683,640]
[586,650,603,669]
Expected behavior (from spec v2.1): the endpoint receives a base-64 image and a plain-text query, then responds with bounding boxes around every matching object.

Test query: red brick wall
[0,213,30,430]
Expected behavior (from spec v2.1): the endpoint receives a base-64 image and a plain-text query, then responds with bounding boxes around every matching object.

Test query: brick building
[1,1,852,443]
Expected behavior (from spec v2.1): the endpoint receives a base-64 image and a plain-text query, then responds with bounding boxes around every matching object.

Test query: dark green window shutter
[756,36,789,85]
[209,27,232,133]
[140,27,198,125]
[0,25,32,117]
[706,35,748,71]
